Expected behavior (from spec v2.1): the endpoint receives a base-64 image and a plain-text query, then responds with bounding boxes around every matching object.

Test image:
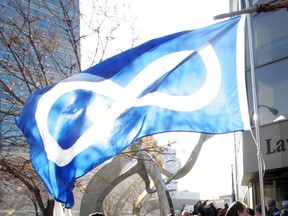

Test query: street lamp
[250,104,279,125]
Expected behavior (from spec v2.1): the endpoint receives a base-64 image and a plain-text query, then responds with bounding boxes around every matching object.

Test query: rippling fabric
[16,16,249,208]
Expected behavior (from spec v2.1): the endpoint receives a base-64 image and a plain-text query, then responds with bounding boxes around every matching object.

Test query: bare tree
[80,0,140,69]
[0,0,138,215]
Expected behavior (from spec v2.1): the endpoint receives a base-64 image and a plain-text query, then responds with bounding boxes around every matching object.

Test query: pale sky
[129,0,230,40]
[80,0,234,200]
[80,0,230,69]
[155,132,235,200]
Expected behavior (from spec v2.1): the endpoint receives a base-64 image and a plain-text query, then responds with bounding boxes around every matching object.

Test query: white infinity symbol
[35,43,221,166]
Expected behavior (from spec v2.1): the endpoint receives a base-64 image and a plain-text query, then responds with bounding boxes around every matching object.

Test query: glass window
[245,8,288,69]
[252,10,288,67]
[245,8,288,126]
[246,58,288,126]
[254,178,288,208]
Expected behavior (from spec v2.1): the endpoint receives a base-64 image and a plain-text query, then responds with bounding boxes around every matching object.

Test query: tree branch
[0,159,46,213]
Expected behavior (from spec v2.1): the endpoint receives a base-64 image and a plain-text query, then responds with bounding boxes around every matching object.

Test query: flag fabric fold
[16,16,249,208]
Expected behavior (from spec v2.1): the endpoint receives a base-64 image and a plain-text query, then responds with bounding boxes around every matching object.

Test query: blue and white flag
[16,16,249,208]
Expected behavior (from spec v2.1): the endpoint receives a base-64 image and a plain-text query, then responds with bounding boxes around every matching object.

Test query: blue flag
[16,16,249,208]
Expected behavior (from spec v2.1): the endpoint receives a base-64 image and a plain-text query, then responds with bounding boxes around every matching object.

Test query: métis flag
[16,16,249,208]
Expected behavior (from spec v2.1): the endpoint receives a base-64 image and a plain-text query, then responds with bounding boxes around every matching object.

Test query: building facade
[0,0,80,148]
[0,0,80,214]
[231,0,288,209]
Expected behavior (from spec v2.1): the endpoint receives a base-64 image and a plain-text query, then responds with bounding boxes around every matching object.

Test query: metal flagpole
[245,1,266,215]
[214,0,288,20]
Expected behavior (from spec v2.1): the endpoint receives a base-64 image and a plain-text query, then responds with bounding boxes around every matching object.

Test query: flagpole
[214,0,288,20]
[245,1,266,215]
[231,164,236,202]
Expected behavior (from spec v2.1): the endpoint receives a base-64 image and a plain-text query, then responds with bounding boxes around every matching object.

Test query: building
[230,0,288,209]
[0,0,80,215]
[0,0,80,146]
[161,147,201,210]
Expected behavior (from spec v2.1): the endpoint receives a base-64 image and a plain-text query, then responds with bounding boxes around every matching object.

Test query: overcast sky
[155,132,235,200]
[129,0,230,40]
